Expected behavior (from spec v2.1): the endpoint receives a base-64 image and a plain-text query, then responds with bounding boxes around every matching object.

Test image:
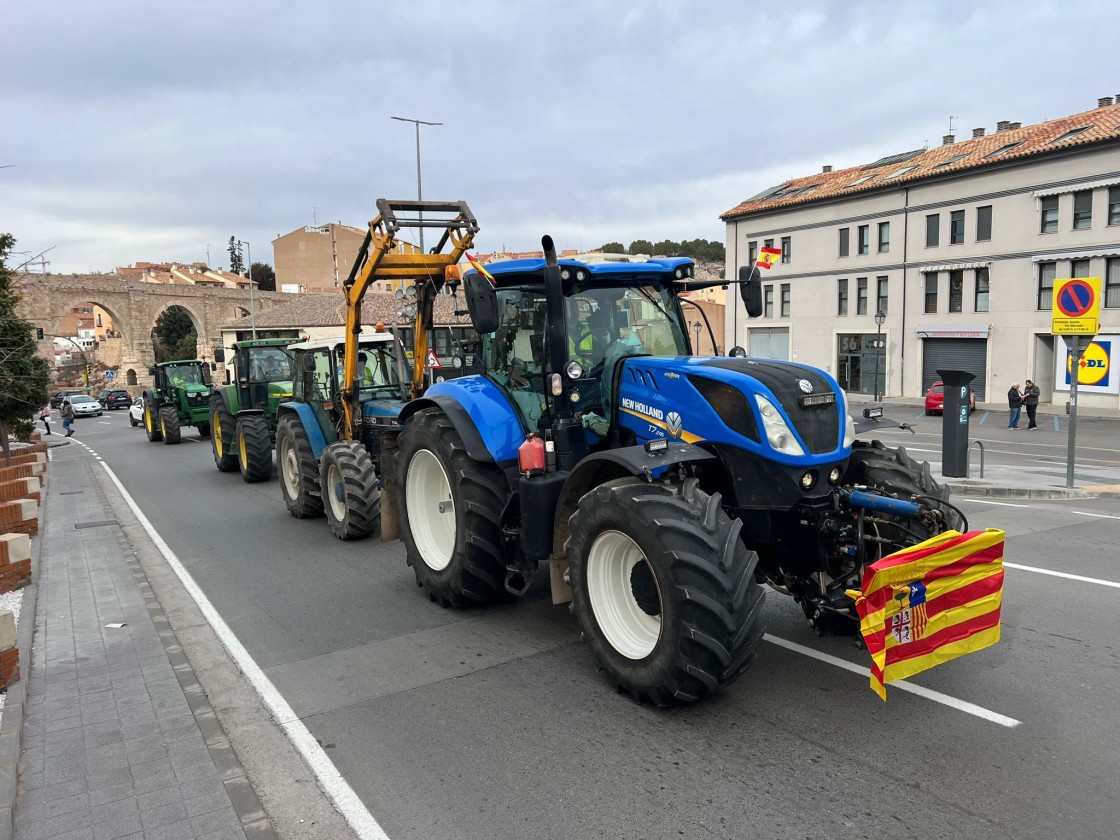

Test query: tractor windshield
[164,364,204,386]
[245,347,294,383]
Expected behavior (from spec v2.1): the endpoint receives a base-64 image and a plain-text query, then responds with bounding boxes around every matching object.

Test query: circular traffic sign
[1056,279,1096,317]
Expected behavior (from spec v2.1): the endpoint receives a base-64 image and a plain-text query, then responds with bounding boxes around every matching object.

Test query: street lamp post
[693,320,703,354]
[873,310,886,402]
[237,240,256,339]
[390,115,443,254]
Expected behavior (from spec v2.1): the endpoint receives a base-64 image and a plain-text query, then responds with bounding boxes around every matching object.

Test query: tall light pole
[873,309,886,401]
[237,240,256,339]
[390,115,442,254]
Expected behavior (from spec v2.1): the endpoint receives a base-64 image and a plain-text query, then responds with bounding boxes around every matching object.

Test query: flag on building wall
[847,528,1006,700]
[464,252,496,287]
[756,247,782,269]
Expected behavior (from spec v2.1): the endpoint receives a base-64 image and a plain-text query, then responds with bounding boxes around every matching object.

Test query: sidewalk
[6,442,275,840]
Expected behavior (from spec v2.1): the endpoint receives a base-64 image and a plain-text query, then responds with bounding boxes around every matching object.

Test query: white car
[129,396,144,427]
[65,394,103,417]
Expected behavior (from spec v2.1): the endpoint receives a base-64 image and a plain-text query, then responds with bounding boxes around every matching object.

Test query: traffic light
[36,327,44,340]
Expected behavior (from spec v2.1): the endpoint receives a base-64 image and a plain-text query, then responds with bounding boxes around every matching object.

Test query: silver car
[65,394,103,417]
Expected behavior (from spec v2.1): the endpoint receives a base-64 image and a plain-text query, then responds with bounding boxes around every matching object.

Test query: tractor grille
[186,392,209,407]
[701,359,840,454]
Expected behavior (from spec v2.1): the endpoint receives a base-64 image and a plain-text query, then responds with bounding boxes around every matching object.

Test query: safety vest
[568,325,593,361]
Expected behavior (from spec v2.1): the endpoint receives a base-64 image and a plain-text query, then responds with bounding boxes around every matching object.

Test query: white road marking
[899,447,938,454]
[1004,562,1120,589]
[763,634,1021,728]
[1071,510,1120,520]
[95,456,390,840]
[959,499,1032,508]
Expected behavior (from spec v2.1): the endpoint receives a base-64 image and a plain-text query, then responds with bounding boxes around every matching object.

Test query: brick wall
[0,533,31,592]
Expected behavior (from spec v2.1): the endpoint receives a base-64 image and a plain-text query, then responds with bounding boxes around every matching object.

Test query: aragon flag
[846,528,1006,700]
[755,247,782,269]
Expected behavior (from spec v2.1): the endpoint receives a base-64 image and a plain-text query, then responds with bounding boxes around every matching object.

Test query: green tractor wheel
[159,405,181,445]
[197,422,211,438]
[236,414,273,483]
[143,399,163,442]
[210,401,238,472]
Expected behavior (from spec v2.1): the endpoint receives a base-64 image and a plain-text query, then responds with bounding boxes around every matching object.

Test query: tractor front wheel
[197,421,211,438]
[320,441,379,540]
[144,400,162,442]
[237,414,273,483]
[159,405,180,444]
[398,407,507,607]
[566,477,766,706]
[211,401,238,472]
[276,415,323,518]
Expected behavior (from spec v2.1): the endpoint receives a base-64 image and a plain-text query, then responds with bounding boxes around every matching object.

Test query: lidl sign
[1054,335,1119,394]
[1051,277,1101,335]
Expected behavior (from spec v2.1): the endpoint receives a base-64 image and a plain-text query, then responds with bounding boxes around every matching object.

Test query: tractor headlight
[828,466,843,485]
[838,389,856,447]
[570,390,580,403]
[565,360,584,380]
[800,470,818,491]
[561,269,571,281]
[754,395,804,456]
[675,268,684,279]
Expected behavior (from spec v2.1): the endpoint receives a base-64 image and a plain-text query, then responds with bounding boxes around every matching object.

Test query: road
[54,407,1120,840]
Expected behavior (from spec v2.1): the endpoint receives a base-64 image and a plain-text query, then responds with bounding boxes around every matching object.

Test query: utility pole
[238,240,256,339]
[390,115,443,253]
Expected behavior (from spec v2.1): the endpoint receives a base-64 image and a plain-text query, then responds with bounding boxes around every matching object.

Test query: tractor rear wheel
[398,407,507,607]
[159,405,181,445]
[237,414,274,483]
[144,399,162,442]
[320,441,379,540]
[566,477,766,705]
[277,414,323,518]
[844,440,964,533]
[210,400,238,472]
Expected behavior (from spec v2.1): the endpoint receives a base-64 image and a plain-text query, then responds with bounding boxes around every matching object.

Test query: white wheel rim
[406,449,455,571]
[586,530,662,660]
[326,461,346,521]
[280,436,300,498]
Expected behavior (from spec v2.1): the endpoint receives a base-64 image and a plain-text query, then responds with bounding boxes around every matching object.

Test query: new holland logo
[666,411,683,439]
[798,379,813,394]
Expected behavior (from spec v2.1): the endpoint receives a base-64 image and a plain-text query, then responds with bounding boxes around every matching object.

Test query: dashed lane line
[1070,510,1120,520]
[958,499,1032,508]
[1004,563,1120,589]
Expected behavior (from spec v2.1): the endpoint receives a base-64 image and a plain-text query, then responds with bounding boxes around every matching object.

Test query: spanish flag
[756,247,782,269]
[464,252,496,287]
[847,529,1005,700]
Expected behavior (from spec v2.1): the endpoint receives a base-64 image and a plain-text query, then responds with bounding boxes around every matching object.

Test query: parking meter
[937,368,975,477]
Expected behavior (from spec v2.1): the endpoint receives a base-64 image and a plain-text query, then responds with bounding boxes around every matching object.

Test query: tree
[628,239,654,256]
[653,240,679,256]
[228,236,244,274]
[152,306,197,362]
[0,234,50,465]
[599,242,626,254]
[249,261,276,292]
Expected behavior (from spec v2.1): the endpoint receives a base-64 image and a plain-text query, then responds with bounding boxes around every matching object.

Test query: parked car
[924,380,976,415]
[50,389,85,409]
[128,396,144,427]
[64,394,103,417]
[97,389,133,410]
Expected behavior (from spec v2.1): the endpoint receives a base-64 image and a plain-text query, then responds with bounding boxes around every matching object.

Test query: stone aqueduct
[12,274,291,386]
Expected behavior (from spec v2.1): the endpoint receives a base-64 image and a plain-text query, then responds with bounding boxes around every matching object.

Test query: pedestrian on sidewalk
[39,403,53,435]
[1023,379,1040,430]
[1007,383,1023,429]
[61,398,75,437]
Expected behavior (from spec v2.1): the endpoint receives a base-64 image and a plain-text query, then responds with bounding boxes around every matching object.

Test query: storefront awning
[918,261,992,273]
[1031,248,1120,262]
[1034,176,1120,198]
[915,324,990,339]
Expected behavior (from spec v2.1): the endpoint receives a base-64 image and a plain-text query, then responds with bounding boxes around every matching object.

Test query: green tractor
[210,338,298,482]
[142,360,213,445]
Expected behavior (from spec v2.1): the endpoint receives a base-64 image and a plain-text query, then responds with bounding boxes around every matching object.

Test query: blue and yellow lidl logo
[1066,340,1111,386]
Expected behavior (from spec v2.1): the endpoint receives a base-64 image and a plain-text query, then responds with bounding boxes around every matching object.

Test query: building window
[1040,196,1059,233]
[857,225,870,255]
[1037,262,1055,310]
[856,278,868,315]
[837,279,848,315]
[948,270,964,312]
[976,205,992,241]
[1073,190,1092,229]
[1110,187,1120,226]
[950,210,965,244]
[764,238,774,250]
[1071,258,1091,278]
[926,214,939,247]
[780,236,791,263]
[975,268,990,312]
[877,222,890,253]
[780,284,790,317]
[1106,258,1120,308]
[876,276,888,314]
[839,228,850,257]
[764,285,773,318]
[925,274,938,313]
[748,241,758,266]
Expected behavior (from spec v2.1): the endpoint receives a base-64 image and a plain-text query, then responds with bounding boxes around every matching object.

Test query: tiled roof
[721,100,1120,220]
[223,291,472,330]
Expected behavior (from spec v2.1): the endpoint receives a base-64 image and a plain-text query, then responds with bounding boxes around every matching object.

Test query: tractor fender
[277,402,328,460]
[211,384,242,416]
[548,442,716,604]
[399,376,525,465]
[142,388,162,409]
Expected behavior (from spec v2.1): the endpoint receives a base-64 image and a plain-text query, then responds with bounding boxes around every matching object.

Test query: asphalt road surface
[57,408,1119,840]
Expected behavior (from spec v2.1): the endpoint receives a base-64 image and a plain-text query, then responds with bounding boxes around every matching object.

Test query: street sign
[426,349,442,369]
[104,370,115,380]
[1051,277,1101,335]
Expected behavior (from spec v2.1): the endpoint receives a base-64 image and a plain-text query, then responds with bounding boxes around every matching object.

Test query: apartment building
[272,223,421,294]
[722,97,1120,409]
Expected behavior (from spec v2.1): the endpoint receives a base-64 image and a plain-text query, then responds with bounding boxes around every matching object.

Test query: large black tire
[143,399,162,442]
[276,414,323,518]
[319,441,380,540]
[565,477,766,706]
[844,439,964,533]
[236,414,274,483]
[210,399,238,472]
[398,407,508,607]
[159,405,181,445]
[197,421,211,438]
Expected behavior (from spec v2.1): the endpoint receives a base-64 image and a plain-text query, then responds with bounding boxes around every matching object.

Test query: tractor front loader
[142,360,213,445]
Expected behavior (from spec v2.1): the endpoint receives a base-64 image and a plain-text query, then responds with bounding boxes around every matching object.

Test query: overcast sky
[2,0,1117,274]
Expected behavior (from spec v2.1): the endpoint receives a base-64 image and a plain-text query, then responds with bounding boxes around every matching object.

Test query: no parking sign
[1051,277,1101,335]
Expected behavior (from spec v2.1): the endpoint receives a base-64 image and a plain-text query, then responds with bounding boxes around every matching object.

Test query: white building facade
[723,98,1120,410]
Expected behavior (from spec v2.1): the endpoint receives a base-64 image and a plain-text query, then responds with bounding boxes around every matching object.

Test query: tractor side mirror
[213,347,225,363]
[464,272,499,335]
[302,353,317,373]
[148,366,157,376]
[202,367,212,386]
[729,346,747,357]
[738,265,763,318]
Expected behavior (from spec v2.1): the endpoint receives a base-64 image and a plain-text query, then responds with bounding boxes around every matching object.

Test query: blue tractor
[381,237,965,705]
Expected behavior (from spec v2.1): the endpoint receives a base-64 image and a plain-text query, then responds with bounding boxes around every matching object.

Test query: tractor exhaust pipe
[542,235,587,471]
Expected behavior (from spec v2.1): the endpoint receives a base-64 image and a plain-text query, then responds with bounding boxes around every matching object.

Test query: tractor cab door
[481,290,552,434]
[296,347,339,444]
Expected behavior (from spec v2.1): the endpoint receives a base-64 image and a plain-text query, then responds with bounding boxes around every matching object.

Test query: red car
[924,380,976,415]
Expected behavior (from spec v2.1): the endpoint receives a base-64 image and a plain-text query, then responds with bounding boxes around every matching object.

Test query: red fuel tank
[518,433,546,474]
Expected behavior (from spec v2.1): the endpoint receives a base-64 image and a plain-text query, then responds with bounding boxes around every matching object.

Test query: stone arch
[150,301,205,361]
[126,369,138,386]
[49,295,132,351]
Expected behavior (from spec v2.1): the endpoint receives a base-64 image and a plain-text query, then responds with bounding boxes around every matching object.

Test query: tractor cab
[217,338,297,417]
[142,360,213,445]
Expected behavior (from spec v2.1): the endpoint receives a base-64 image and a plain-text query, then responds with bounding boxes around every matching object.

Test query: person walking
[1007,383,1023,430]
[39,403,53,436]
[61,398,75,437]
[1023,379,1040,430]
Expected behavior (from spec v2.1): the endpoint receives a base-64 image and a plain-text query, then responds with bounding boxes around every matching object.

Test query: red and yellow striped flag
[755,247,782,269]
[847,528,1005,700]
[464,252,496,287]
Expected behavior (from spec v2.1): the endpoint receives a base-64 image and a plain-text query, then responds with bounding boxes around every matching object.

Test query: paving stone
[190,805,241,835]
[135,782,184,813]
[139,799,188,830]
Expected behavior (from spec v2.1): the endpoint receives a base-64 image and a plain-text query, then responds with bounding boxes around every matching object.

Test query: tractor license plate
[799,393,836,408]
